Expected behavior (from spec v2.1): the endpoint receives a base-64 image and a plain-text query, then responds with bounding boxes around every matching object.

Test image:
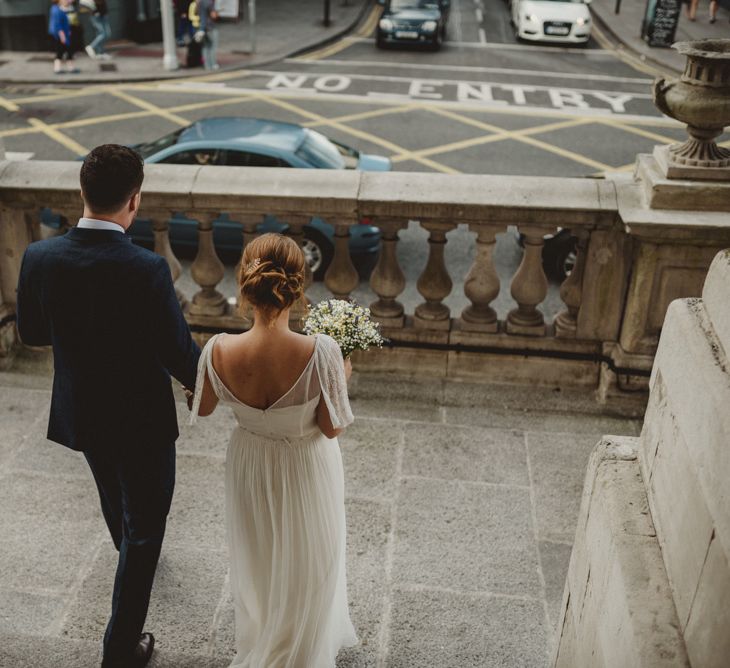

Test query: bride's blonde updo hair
[238,233,305,323]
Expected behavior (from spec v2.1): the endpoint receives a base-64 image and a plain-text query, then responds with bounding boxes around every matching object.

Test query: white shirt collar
[77,218,126,234]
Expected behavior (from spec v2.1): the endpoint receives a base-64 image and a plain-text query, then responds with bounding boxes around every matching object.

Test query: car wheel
[376,31,386,49]
[303,228,334,281]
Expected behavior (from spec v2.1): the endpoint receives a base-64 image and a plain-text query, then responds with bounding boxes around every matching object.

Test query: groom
[16,144,201,667]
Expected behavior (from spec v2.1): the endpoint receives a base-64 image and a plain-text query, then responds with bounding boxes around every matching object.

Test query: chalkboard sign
[642,0,681,48]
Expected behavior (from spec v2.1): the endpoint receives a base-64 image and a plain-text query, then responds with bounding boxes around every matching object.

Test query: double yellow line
[298,3,382,61]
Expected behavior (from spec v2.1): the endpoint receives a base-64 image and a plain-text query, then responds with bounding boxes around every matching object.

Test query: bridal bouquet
[304,299,385,358]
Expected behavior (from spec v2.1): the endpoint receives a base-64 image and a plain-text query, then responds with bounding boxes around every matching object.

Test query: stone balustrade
[1,159,729,400]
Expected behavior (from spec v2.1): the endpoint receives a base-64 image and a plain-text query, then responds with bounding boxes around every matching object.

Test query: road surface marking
[475,8,483,22]
[420,107,613,170]
[0,95,20,112]
[358,4,383,37]
[298,5,382,61]
[346,35,610,54]
[248,91,461,173]
[598,119,679,146]
[303,103,416,129]
[155,80,679,126]
[591,21,672,79]
[109,89,190,126]
[453,0,465,43]
[26,117,88,156]
[257,69,652,102]
[478,28,487,44]
[282,57,653,85]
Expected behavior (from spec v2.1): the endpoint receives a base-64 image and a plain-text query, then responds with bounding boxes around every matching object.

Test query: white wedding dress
[190,333,358,668]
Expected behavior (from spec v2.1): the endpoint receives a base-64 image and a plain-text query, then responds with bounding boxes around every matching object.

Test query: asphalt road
[0,0,687,319]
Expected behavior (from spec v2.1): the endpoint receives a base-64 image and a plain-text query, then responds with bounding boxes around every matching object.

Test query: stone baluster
[555,230,590,338]
[234,214,263,328]
[0,207,34,356]
[147,210,185,306]
[188,213,227,317]
[369,221,407,328]
[460,224,502,333]
[506,226,549,336]
[414,222,455,330]
[285,216,313,330]
[325,222,359,300]
[57,210,78,233]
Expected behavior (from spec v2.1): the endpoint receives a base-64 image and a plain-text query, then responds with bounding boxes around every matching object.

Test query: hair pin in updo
[246,257,261,272]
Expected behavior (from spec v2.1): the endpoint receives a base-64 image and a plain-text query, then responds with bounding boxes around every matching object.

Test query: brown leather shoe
[101,633,155,668]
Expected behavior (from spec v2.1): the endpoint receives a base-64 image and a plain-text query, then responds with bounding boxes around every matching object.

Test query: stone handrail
[1,159,729,400]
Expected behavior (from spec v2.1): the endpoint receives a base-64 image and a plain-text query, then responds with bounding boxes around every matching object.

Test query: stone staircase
[0,358,644,667]
[554,250,730,667]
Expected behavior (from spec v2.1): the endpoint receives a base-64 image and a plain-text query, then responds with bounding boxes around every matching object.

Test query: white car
[510,0,592,44]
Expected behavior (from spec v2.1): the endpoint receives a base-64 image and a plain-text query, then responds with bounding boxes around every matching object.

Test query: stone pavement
[0,354,643,667]
[591,0,730,74]
[0,0,371,85]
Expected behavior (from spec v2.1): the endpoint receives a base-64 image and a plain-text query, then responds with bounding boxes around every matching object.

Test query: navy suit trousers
[85,443,176,661]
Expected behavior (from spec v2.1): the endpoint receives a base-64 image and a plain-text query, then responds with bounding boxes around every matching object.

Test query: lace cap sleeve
[314,334,354,430]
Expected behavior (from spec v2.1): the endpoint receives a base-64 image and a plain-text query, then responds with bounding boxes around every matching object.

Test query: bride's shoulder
[312,332,337,350]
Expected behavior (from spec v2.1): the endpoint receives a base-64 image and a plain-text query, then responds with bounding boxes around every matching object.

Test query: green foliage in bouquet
[303,299,386,358]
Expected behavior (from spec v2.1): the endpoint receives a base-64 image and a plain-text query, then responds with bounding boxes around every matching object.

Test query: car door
[218,149,294,243]
[222,149,292,168]
[156,148,225,246]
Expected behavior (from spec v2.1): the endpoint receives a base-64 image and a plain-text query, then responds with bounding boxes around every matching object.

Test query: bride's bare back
[212,329,315,411]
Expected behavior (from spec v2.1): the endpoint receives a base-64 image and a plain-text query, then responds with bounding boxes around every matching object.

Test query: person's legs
[53,38,65,73]
[102,443,176,662]
[206,27,219,69]
[84,451,124,550]
[709,0,718,21]
[689,0,699,19]
[89,15,105,54]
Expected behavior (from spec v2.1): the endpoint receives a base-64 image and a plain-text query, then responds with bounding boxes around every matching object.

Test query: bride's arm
[189,369,219,417]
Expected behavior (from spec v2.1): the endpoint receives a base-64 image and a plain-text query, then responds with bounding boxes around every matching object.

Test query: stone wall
[553,249,730,667]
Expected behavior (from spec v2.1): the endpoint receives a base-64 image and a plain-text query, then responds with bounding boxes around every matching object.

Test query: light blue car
[129,117,392,278]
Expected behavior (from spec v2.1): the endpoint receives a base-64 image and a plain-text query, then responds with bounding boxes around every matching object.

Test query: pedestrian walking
[82,0,112,60]
[687,0,718,22]
[175,0,194,46]
[186,0,204,68]
[61,0,84,62]
[197,0,220,70]
[48,0,77,74]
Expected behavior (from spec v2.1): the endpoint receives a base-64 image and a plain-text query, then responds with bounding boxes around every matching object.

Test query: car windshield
[390,0,440,9]
[295,130,346,169]
[135,128,185,159]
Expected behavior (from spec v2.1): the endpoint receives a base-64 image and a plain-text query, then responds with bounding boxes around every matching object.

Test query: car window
[390,0,441,9]
[294,130,346,170]
[159,149,221,166]
[136,128,185,159]
[224,150,291,168]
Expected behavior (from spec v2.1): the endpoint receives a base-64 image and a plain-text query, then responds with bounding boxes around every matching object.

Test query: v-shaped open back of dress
[190,333,358,667]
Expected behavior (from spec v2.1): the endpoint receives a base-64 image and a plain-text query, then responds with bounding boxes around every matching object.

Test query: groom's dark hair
[80,144,144,214]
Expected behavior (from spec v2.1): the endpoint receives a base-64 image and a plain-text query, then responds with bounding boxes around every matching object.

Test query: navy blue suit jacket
[16,227,201,452]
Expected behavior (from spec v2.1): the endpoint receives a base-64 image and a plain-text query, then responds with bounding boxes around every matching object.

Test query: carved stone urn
[653,39,730,178]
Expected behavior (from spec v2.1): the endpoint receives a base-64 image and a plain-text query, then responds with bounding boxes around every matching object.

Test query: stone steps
[638,252,730,668]
[555,249,730,668]
[554,436,689,668]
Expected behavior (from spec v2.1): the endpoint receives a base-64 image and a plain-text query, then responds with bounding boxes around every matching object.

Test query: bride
[189,233,358,667]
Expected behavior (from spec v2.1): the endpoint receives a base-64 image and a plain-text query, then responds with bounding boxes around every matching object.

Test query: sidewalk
[0,0,371,85]
[591,0,730,74]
